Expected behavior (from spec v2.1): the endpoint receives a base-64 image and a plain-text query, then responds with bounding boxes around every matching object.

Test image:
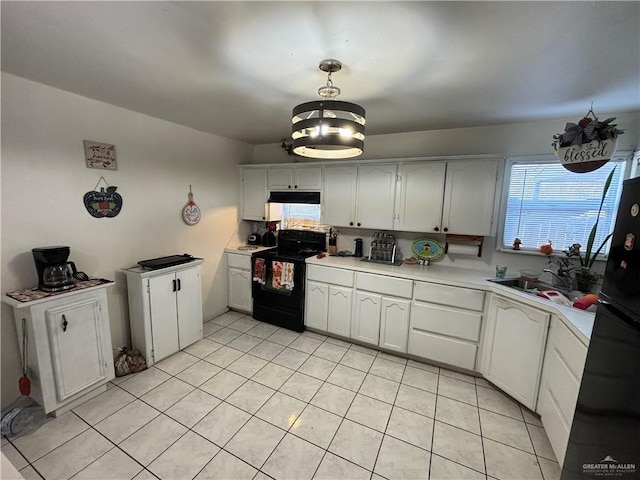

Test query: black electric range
[251,230,326,332]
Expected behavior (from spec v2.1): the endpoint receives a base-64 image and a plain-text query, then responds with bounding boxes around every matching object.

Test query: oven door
[251,255,306,331]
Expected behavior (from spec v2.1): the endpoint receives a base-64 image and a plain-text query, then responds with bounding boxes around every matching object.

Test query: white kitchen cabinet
[394,159,498,235]
[322,164,397,229]
[352,291,382,345]
[537,315,588,465]
[227,253,252,313]
[268,167,322,191]
[305,281,329,331]
[3,284,115,416]
[241,168,269,220]
[482,296,550,411]
[124,260,204,366]
[379,297,411,353]
[442,159,498,236]
[409,282,485,370]
[327,285,353,337]
[395,162,446,233]
[322,166,358,227]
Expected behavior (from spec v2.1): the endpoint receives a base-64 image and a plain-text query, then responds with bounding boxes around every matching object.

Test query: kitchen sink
[488,277,573,297]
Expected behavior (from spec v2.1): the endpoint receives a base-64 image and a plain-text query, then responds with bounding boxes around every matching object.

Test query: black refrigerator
[561,177,640,479]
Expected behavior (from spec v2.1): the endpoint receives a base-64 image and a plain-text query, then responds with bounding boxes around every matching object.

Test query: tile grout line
[426,369,441,480]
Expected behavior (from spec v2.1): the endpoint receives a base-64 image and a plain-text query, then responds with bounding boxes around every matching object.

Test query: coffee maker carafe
[32,246,75,292]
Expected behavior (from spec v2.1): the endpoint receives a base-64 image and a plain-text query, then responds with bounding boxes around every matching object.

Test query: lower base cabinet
[227,253,252,313]
[4,286,115,416]
[379,297,410,353]
[352,292,382,345]
[482,296,550,411]
[537,315,587,465]
[327,285,353,337]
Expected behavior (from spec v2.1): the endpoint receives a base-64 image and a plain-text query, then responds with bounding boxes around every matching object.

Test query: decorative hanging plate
[182,185,201,226]
[411,238,444,261]
[83,177,122,218]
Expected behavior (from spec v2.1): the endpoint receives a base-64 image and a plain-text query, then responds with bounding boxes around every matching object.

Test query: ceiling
[2,1,639,145]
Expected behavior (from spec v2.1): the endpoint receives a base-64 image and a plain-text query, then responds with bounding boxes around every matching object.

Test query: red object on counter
[316,252,326,259]
[572,294,599,310]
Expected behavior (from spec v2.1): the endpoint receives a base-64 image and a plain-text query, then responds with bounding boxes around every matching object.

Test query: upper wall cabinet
[268,167,322,191]
[394,159,498,235]
[323,164,397,230]
[241,168,269,221]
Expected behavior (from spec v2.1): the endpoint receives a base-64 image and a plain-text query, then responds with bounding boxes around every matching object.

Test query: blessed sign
[556,138,617,173]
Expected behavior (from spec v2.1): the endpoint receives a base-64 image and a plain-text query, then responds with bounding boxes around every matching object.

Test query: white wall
[1,73,252,408]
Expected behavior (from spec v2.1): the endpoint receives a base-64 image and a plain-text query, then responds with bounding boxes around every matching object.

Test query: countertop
[306,255,595,345]
[225,244,275,256]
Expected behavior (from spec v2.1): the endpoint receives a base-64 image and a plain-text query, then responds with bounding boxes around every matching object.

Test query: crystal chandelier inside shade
[292,59,366,159]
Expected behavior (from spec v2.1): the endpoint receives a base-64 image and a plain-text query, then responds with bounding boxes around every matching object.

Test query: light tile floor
[2,311,562,480]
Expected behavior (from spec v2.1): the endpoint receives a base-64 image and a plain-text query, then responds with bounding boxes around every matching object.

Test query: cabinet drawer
[548,317,587,380]
[408,330,477,370]
[227,253,251,270]
[356,272,413,298]
[411,302,481,342]
[414,282,485,311]
[307,265,354,287]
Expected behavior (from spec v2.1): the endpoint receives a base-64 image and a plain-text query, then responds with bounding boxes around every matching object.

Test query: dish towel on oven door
[271,261,294,290]
[253,258,266,284]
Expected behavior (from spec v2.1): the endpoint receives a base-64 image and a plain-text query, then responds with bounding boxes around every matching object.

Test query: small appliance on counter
[137,254,198,270]
[354,238,363,257]
[32,246,88,292]
[362,232,402,265]
[262,222,278,247]
[247,233,262,245]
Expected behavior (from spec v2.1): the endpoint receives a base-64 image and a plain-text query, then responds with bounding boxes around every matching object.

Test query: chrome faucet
[542,269,574,290]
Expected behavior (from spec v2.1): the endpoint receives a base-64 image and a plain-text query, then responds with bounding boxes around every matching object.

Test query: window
[501,157,630,256]
[280,203,325,231]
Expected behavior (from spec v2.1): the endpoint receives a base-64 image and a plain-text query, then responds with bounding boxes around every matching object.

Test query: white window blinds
[502,160,626,255]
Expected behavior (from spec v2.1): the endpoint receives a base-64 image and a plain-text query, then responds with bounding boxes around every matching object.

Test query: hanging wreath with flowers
[552,107,624,173]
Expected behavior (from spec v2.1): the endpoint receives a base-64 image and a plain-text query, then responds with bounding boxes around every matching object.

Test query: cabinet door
[322,166,358,227]
[380,297,410,353]
[46,298,107,402]
[242,168,268,220]
[352,291,381,345]
[268,168,293,190]
[148,274,180,363]
[176,266,203,349]
[395,162,446,233]
[442,159,498,235]
[228,267,252,313]
[356,164,397,229]
[327,285,353,337]
[484,297,550,410]
[306,281,329,331]
[294,167,322,190]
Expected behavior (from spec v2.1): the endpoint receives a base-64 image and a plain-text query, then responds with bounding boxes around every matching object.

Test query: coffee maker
[32,246,76,292]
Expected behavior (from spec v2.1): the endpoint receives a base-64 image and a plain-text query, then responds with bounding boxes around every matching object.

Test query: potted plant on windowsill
[552,109,624,173]
[546,168,616,292]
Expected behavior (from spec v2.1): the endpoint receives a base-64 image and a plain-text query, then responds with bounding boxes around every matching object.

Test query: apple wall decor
[83,176,123,218]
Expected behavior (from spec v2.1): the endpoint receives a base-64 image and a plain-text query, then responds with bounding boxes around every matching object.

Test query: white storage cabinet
[124,260,204,366]
[305,265,354,337]
[267,167,322,191]
[3,284,115,416]
[537,315,588,465]
[241,168,269,220]
[227,253,252,313]
[323,164,397,230]
[408,281,485,370]
[353,272,413,353]
[395,158,498,235]
[481,295,550,411]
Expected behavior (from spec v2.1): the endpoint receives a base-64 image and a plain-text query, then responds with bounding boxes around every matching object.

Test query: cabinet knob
[62,314,68,332]
[262,216,266,220]
[443,227,448,232]
[434,226,440,232]
[172,279,177,292]
[288,185,291,189]
[177,279,182,291]
[349,222,354,226]
[357,223,361,227]
[294,185,298,189]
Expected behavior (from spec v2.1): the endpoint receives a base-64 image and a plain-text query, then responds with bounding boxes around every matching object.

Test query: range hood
[268,191,321,204]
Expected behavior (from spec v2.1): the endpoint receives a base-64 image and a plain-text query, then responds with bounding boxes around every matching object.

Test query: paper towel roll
[447,244,479,256]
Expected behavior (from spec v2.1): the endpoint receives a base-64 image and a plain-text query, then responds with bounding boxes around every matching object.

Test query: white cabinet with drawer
[537,315,588,465]
[227,253,252,313]
[409,281,486,370]
[305,265,354,337]
[352,273,412,352]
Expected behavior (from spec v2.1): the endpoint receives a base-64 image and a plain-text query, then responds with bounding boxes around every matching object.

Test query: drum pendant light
[292,59,366,159]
